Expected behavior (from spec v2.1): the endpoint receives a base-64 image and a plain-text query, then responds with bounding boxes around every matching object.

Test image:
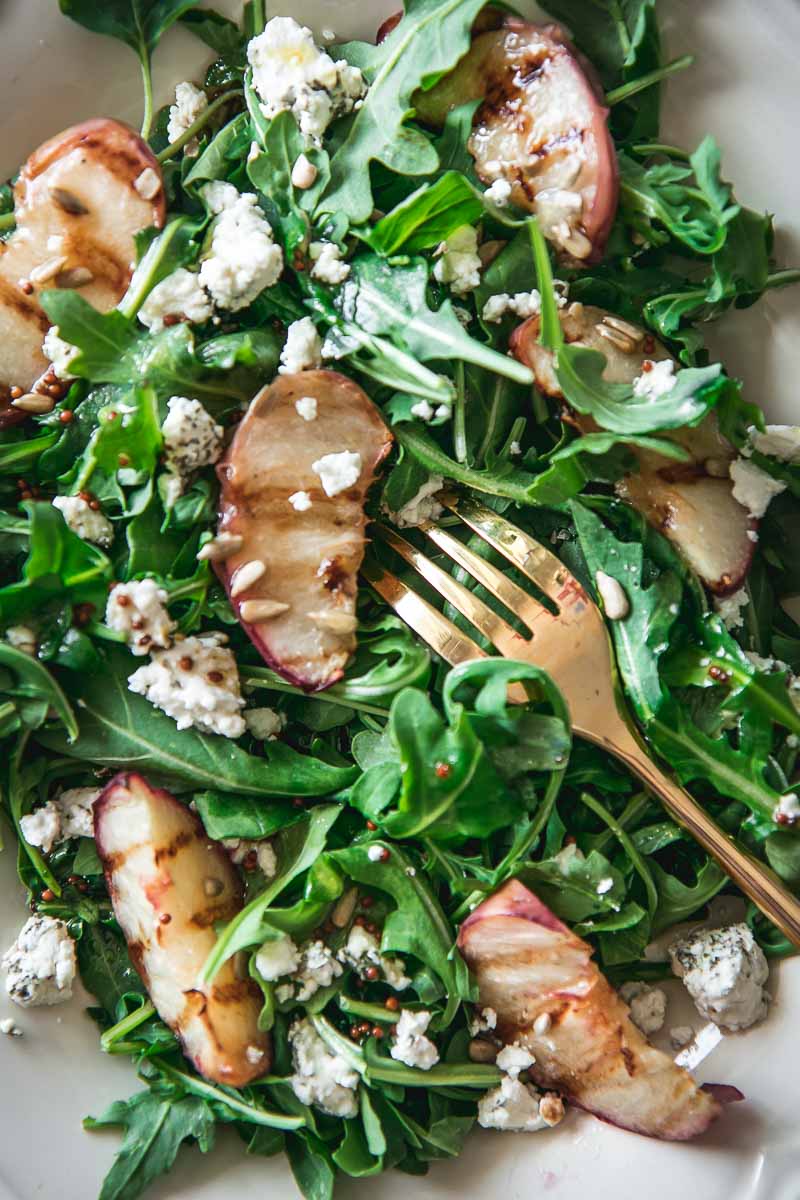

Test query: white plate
[1,3,799,1198]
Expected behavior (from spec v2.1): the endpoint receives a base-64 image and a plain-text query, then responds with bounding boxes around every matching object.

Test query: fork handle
[584,719,800,948]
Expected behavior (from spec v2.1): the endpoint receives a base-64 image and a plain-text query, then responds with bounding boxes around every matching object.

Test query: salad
[0,0,799,1196]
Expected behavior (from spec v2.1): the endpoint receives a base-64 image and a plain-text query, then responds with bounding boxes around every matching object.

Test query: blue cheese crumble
[254,933,300,982]
[309,241,350,285]
[106,578,176,655]
[311,450,362,497]
[138,268,213,332]
[198,183,284,311]
[729,458,787,518]
[52,496,113,547]
[390,1008,440,1070]
[161,396,224,494]
[248,17,366,146]
[42,326,78,379]
[19,786,99,852]
[2,914,76,1007]
[336,925,411,990]
[670,923,769,1031]
[127,632,246,738]
[289,1017,359,1116]
[432,225,481,296]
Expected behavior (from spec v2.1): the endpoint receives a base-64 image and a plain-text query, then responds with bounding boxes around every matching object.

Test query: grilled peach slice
[414,20,618,262]
[0,119,165,414]
[459,880,739,1140]
[511,305,755,595]
[94,773,269,1087]
[217,371,393,691]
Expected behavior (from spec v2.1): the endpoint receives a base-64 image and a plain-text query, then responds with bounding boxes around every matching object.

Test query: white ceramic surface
[1,2,799,1199]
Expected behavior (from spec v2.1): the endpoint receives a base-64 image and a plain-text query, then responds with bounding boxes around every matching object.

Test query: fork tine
[373,524,528,657]
[419,521,545,635]
[360,559,487,668]
[442,493,592,621]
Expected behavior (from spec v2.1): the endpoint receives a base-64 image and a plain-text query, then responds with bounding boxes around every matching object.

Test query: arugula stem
[0,212,15,233]
[101,1001,156,1051]
[338,994,400,1024]
[630,142,691,161]
[242,668,390,719]
[150,1058,305,1129]
[579,790,659,916]
[453,361,468,464]
[606,56,694,106]
[140,53,155,141]
[156,90,243,163]
[395,425,548,507]
[766,268,800,290]
[591,790,650,855]
[252,0,266,35]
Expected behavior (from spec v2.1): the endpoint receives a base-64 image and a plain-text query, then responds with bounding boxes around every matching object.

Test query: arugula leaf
[518,847,627,922]
[58,1,199,137]
[37,650,356,797]
[179,7,247,68]
[40,291,276,405]
[0,501,112,627]
[199,805,342,978]
[77,921,147,1019]
[73,387,162,492]
[87,1091,215,1200]
[0,644,78,741]
[369,173,483,255]
[318,0,487,221]
[330,841,474,1024]
[556,347,723,434]
[337,254,532,385]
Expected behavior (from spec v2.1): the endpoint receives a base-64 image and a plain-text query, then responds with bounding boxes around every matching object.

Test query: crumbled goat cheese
[553,842,585,873]
[161,396,224,491]
[310,241,350,285]
[223,838,278,877]
[775,792,800,824]
[747,424,800,463]
[248,17,366,147]
[730,459,786,518]
[478,1076,553,1132]
[390,1009,440,1070]
[337,925,411,990]
[312,450,362,497]
[293,939,344,1001]
[745,650,790,674]
[632,358,676,400]
[289,491,313,511]
[496,1043,535,1077]
[279,317,323,374]
[42,326,78,380]
[0,1018,21,1036]
[106,578,175,656]
[52,496,113,547]
[367,844,385,862]
[198,187,283,311]
[2,915,76,1007]
[714,587,749,631]
[433,225,482,295]
[484,178,513,207]
[595,570,630,620]
[5,625,37,655]
[289,1017,359,1116]
[19,804,61,855]
[619,982,667,1035]
[137,268,213,332]
[255,933,300,982]
[291,153,318,189]
[469,1007,498,1036]
[670,923,769,1031]
[295,395,318,421]
[596,876,614,895]
[244,706,286,740]
[167,81,209,155]
[670,1025,694,1048]
[128,632,245,738]
[481,290,545,323]
[509,441,522,456]
[385,474,444,528]
[55,787,98,839]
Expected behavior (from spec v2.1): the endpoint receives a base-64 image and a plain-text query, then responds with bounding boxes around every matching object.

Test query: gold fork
[362,491,800,948]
